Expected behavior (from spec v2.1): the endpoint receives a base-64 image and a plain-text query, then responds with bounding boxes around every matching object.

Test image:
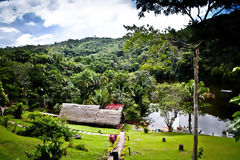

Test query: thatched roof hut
[60,103,123,128]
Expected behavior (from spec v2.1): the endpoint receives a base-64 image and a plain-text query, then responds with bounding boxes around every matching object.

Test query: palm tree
[91,89,112,109]
[183,79,214,133]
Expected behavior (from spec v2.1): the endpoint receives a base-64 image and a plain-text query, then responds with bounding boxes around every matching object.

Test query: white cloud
[33,0,190,40]
[0,27,19,33]
[1,0,211,47]
[26,21,37,26]
[15,33,54,46]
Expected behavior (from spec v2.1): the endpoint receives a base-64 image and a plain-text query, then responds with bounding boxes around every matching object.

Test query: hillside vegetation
[0,11,240,121]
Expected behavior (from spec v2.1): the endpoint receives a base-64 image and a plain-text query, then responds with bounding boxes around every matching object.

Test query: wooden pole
[170,40,202,160]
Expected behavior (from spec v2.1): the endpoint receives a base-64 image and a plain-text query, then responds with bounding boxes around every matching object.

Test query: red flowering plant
[109,134,118,144]
[177,126,182,131]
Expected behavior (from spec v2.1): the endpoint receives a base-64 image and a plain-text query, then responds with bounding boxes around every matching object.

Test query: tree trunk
[168,124,172,132]
[188,113,192,133]
[192,46,199,160]
[1,107,6,116]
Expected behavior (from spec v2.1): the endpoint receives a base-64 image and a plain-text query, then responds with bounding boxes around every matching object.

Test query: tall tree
[133,0,239,159]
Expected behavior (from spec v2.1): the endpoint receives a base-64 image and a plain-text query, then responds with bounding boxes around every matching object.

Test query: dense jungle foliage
[0,10,239,121]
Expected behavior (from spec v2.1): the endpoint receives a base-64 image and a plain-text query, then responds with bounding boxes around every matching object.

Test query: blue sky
[0,0,207,48]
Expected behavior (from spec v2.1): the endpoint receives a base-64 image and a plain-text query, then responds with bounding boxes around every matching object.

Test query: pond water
[148,111,230,137]
[147,81,240,137]
[204,82,239,120]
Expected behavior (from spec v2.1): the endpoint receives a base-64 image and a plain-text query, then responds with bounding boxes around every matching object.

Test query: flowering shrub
[177,126,182,131]
[109,134,118,144]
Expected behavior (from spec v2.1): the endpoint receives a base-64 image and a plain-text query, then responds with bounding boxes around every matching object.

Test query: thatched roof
[60,103,122,127]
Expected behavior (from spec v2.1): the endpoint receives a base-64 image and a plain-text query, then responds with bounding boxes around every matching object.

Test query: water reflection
[148,111,230,137]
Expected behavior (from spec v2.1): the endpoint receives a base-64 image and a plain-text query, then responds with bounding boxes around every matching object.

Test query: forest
[0,10,240,123]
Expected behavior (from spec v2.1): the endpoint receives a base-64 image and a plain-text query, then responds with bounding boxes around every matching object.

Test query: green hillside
[0,11,239,120]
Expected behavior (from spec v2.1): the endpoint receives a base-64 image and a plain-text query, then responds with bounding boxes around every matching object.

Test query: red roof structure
[105,104,124,110]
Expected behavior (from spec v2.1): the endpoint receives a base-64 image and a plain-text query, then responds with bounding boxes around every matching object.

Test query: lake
[147,81,239,137]
[148,111,230,137]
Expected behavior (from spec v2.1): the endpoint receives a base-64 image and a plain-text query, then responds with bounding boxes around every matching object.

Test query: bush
[18,115,72,141]
[27,111,44,121]
[144,127,149,133]
[75,144,88,152]
[24,116,72,160]
[26,136,67,160]
[0,115,13,127]
[125,104,141,122]
[197,147,205,159]
[109,134,118,144]
[6,102,28,119]
[12,123,17,133]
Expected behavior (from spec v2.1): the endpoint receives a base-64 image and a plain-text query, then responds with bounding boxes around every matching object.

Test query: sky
[0,0,203,48]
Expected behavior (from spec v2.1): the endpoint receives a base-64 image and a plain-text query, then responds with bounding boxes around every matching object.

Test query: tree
[135,0,239,24]
[71,69,104,103]
[133,1,239,159]
[153,83,189,132]
[0,81,9,116]
[182,79,214,133]
[123,25,173,71]
[129,71,156,117]
[90,88,113,108]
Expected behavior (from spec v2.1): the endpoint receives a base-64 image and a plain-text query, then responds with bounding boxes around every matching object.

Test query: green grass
[2,122,240,160]
[67,124,118,134]
[0,124,112,160]
[124,125,240,160]
[62,134,111,160]
[0,125,40,160]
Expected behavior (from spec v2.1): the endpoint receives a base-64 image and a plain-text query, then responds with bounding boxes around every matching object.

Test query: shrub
[12,123,17,133]
[109,134,118,144]
[6,102,28,119]
[18,115,72,141]
[197,147,205,159]
[26,136,67,160]
[0,115,13,127]
[75,144,88,152]
[27,111,44,121]
[24,116,72,160]
[144,127,149,133]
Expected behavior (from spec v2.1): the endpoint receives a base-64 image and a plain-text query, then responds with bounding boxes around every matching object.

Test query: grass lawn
[124,125,240,160]
[0,125,111,160]
[63,134,111,160]
[0,125,40,160]
[67,124,118,134]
